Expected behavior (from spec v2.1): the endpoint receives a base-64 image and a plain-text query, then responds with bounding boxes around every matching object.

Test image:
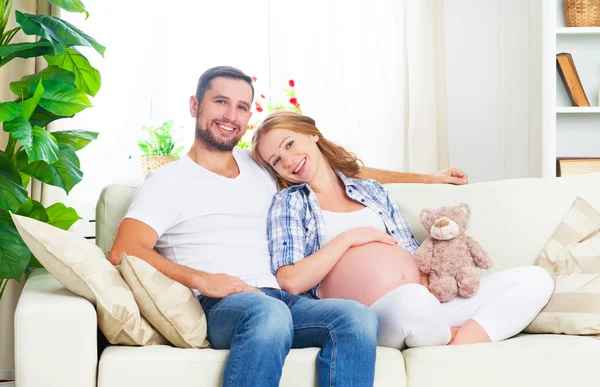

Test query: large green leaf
[10,65,75,99]
[19,81,44,120]
[52,129,98,151]
[47,0,89,19]
[0,210,31,281]
[16,11,105,57]
[16,198,48,222]
[32,80,91,116]
[3,118,59,164]
[29,105,64,127]
[0,155,28,212]
[1,0,11,36]
[46,202,81,230]
[17,144,82,194]
[45,47,100,96]
[0,102,21,122]
[0,40,53,67]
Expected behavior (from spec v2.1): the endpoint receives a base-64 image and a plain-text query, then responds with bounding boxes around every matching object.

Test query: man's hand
[431,167,468,185]
[191,272,264,298]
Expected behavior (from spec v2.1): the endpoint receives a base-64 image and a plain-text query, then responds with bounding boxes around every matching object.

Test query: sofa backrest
[385,172,600,273]
[96,173,600,273]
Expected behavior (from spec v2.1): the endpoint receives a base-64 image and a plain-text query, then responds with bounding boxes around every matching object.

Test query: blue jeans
[197,288,378,387]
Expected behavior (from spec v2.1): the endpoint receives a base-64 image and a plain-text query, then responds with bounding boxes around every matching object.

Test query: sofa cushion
[98,346,405,387]
[118,253,210,348]
[402,334,600,387]
[11,214,168,346]
[385,172,600,272]
[525,196,600,335]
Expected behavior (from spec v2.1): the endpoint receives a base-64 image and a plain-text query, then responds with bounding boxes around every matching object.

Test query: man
[109,66,467,387]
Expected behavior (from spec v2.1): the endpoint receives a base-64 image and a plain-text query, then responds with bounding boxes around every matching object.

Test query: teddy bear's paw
[457,266,480,298]
[429,276,458,303]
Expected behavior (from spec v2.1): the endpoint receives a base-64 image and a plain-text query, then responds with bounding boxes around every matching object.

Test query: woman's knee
[528,266,555,303]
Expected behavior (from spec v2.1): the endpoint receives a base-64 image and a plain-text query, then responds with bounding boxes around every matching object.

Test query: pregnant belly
[317,242,421,306]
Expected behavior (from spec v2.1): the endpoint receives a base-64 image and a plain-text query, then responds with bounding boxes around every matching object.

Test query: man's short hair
[195,66,255,105]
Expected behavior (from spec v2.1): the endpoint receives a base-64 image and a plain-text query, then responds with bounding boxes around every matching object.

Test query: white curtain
[271,0,448,173]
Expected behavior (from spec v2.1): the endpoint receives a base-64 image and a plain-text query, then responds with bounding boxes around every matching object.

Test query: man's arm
[109,218,262,298]
[359,166,469,185]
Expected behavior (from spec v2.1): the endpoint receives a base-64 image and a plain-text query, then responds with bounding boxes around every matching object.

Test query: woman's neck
[309,162,345,198]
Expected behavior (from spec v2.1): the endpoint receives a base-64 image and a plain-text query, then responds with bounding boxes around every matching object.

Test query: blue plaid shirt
[267,171,420,296]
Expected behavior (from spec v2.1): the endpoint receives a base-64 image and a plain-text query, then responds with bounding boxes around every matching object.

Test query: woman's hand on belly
[318,242,421,306]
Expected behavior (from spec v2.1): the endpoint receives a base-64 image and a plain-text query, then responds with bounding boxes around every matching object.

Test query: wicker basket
[564,0,600,27]
[140,156,176,176]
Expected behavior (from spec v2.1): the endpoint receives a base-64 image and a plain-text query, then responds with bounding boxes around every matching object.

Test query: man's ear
[189,95,199,118]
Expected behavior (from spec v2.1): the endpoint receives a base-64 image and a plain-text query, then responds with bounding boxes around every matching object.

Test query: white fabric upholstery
[98,345,405,387]
[14,269,97,387]
[385,172,600,272]
[15,172,600,387]
[403,334,600,387]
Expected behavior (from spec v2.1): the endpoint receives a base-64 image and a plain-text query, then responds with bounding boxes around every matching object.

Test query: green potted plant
[137,119,184,176]
[0,0,103,298]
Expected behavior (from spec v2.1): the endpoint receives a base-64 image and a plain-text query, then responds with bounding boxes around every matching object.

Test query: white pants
[370,266,554,349]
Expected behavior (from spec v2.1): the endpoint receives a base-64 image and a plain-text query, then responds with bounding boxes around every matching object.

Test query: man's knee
[243,295,293,344]
[332,300,379,341]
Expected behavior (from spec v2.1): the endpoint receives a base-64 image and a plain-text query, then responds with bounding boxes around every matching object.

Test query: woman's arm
[276,228,397,295]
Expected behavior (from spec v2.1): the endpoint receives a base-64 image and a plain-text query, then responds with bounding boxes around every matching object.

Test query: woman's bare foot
[448,327,460,344]
[448,319,491,345]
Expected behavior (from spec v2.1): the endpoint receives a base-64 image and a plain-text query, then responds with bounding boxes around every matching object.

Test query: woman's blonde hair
[251,110,363,190]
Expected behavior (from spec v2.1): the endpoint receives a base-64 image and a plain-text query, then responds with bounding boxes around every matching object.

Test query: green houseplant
[137,119,184,176]
[0,0,104,298]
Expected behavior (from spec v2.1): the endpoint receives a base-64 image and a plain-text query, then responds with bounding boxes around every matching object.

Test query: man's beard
[195,119,241,151]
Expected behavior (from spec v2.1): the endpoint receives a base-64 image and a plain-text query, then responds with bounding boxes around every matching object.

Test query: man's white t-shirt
[125,147,280,292]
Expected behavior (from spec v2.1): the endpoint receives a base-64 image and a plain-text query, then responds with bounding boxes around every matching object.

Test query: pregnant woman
[251,110,554,349]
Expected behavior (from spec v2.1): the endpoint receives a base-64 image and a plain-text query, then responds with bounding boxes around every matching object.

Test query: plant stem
[0,278,9,299]
[5,134,16,159]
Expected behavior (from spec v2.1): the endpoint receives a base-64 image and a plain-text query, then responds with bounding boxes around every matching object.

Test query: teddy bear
[413,202,492,303]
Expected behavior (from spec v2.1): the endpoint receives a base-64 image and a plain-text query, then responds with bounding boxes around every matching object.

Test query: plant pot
[140,156,176,176]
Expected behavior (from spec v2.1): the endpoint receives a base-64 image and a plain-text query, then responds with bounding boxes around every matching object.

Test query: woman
[251,110,554,349]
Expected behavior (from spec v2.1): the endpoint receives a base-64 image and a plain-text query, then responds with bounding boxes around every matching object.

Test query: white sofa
[14,172,600,387]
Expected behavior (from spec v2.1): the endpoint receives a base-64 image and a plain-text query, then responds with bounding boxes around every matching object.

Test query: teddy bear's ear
[459,202,472,217]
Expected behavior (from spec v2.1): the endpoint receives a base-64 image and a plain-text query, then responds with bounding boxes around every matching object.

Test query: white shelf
[557,27,600,35]
[556,107,600,113]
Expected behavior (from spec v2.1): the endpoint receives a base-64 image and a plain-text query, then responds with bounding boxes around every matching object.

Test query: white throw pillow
[119,253,210,348]
[11,213,168,346]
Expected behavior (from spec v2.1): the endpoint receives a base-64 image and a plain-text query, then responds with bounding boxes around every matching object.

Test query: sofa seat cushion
[403,334,600,387]
[98,345,405,387]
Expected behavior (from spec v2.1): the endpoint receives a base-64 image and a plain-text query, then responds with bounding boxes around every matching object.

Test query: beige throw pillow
[119,253,210,348]
[11,214,168,346]
[525,197,600,335]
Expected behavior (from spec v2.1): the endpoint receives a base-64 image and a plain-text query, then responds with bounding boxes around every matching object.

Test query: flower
[237,77,304,149]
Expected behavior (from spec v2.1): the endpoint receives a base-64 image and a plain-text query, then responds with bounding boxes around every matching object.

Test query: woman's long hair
[251,110,363,190]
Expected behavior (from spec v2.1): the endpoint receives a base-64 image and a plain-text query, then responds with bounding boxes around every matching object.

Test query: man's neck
[187,140,240,178]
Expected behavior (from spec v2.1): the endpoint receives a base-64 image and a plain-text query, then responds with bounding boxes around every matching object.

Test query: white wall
[444,0,542,182]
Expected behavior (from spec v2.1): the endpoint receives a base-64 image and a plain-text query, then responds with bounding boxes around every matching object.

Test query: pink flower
[289,80,295,87]
[260,94,266,99]
[251,76,257,82]
[289,97,298,105]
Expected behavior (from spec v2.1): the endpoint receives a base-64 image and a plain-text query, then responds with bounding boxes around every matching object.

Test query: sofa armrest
[15,269,97,387]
